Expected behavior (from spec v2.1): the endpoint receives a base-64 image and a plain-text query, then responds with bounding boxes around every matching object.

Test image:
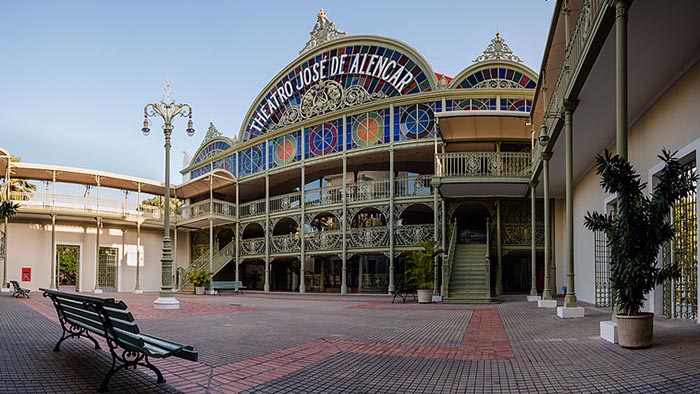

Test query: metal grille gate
[594,230,611,307]
[664,160,697,319]
[98,247,118,291]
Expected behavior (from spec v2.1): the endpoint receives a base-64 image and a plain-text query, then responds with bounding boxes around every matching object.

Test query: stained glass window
[347,110,389,150]
[269,131,301,169]
[238,143,266,178]
[243,44,434,142]
[193,140,231,164]
[305,119,343,159]
[446,98,497,111]
[500,99,532,112]
[457,67,536,89]
[190,164,212,179]
[213,155,236,175]
[395,102,440,141]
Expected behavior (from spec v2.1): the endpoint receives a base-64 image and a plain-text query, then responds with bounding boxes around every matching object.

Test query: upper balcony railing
[435,152,531,179]
[239,175,433,220]
[242,224,437,256]
[536,0,609,164]
[180,199,236,221]
[9,191,163,220]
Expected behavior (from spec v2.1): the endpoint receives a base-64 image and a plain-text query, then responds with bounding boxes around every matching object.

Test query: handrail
[9,191,163,219]
[239,174,433,219]
[180,199,236,219]
[435,152,531,178]
[442,220,458,297]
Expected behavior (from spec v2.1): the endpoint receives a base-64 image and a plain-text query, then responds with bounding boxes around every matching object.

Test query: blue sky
[1,1,555,183]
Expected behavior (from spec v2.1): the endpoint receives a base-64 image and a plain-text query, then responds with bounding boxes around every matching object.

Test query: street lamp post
[141,80,194,309]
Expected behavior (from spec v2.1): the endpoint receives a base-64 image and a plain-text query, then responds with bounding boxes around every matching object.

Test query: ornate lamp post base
[154,296,180,309]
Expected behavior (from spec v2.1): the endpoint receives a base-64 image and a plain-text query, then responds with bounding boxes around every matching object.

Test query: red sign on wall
[21,267,31,282]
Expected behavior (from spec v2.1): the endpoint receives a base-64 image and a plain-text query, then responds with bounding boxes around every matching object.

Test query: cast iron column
[564,100,578,307]
[542,152,552,300]
[530,181,538,297]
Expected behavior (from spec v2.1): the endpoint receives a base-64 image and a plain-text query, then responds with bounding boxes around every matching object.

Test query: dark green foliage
[584,150,697,315]
[406,241,443,290]
[0,200,19,220]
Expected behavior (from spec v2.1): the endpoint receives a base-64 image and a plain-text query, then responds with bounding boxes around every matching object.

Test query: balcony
[435,152,531,180]
[9,191,163,221]
[179,198,236,226]
[239,175,433,220]
[239,224,436,257]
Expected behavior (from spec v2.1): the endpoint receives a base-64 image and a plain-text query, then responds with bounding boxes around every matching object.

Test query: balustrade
[348,226,389,249]
[180,199,235,220]
[304,230,343,251]
[9,191,163,219]
[394,224,435,246]
[271,233,300,253]
[240,237,265,256]
[435,152,531,178]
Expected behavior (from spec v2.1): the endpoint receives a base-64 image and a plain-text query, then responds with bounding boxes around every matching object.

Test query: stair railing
[188,239,237,276]
[485,218,491,292]
[442,220,458,297]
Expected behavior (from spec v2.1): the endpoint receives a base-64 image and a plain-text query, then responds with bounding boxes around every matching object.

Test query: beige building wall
[4,217,190,293]
[572,59,700,307]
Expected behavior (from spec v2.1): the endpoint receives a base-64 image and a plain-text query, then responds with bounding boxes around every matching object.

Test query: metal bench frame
[10,280,30,298]
[42,289,197,392]
[391,286,418,303]
[212,280,246,295]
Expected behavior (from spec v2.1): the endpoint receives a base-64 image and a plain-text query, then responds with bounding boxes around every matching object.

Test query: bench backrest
[10,280,21,289]
[41,289,147,352]
[211,280,243,288]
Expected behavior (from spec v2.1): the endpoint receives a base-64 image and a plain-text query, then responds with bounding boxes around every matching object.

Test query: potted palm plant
[407,241,442,303]
[584,149,696,348]
[185,265,212,295]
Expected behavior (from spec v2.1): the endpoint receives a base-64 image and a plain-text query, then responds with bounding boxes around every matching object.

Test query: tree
[0,157,37,200]
[57,245,79,285]
[584,149,697,315]
[139,196,183,216]
[0,200,19,220]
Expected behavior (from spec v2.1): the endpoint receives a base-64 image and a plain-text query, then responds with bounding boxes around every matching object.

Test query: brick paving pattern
[2,291,700,393]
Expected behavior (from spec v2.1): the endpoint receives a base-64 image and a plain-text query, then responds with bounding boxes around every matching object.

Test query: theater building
[2,3,698,320]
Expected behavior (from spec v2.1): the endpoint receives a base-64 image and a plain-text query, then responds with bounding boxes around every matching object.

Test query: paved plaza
[1,291,700,394]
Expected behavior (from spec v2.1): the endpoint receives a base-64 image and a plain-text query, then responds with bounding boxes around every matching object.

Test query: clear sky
[1,1,555,183]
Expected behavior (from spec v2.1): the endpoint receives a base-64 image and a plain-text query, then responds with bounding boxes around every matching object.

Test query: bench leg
[53,324,100,352]
[140,356,165,384]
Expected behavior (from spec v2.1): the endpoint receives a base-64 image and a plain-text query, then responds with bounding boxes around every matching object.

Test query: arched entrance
[452,202,491,244]
[217,227,234,250]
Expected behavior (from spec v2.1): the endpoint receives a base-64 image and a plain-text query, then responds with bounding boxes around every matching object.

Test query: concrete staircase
[446,244,491,303]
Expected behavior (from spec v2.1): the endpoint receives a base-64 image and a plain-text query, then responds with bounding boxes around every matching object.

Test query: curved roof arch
[449,60,538,90]
[238,35,439,143]
[190,136,235,167]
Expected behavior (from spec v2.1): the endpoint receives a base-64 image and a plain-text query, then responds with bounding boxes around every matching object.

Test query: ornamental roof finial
[162,77,174,104]
[201,121,223,145]
[300,9,347,55]
[473,32,523,63]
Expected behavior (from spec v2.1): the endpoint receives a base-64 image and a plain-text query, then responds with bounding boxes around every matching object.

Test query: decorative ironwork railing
[394,175,432,197]
[180,199,236,220]
[239,175,432,219]
[305,184,344,208]
[239,199,265,218]
[9,191,163,219]
[271,234,300,253]
[269,191,301,214]
[501,222,545,245]
[394,224,434,247]
[240,237,265,256]
[537,0,607,161]
[304,230,343,251]
[435,152,531,178]
[443,221,458,297]
[348,226,389,248]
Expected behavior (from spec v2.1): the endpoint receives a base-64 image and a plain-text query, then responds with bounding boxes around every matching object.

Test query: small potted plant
[407,241,442,303]
[185,266,212,295]
[584,149,696,348]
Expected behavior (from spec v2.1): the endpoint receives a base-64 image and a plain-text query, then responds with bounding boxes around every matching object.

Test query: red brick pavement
[22,296,513,393]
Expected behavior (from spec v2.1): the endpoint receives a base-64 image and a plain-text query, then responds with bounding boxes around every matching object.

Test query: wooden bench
[211,280,246,295]
[41,289,198,392]
[390,285,417,303]
[10,280,30,298]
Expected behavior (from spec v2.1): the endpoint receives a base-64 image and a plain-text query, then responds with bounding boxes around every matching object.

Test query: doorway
[98,247,118,292]
[56,244,79,292]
